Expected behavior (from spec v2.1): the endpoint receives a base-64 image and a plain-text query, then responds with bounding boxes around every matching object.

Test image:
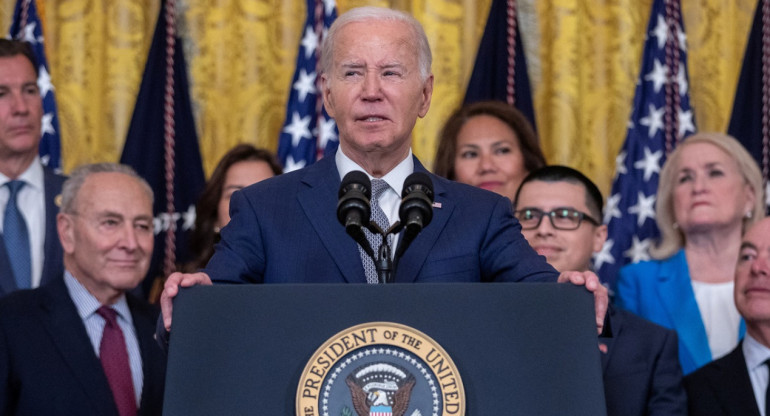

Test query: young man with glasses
[514,165,687,416]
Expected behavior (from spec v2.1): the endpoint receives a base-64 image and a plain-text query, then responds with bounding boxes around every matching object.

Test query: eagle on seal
[346,372,416,416]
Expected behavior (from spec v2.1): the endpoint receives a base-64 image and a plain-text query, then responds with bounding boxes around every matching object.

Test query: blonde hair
[651,132,765,259]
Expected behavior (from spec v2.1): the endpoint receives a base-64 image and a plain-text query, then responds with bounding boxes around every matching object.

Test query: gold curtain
[0,0,756,195]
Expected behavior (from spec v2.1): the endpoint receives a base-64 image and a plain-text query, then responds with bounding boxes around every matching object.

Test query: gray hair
[60,163,154,214]
[320,6,432,81]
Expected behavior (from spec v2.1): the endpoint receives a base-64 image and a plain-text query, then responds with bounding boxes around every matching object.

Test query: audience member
[159,7,607,339]
[0,39,65,295]
[0,163,166,415]
[433,100,545,201]
[684,216,770,416]
[617,132,764,374]
[186,144,282,271]
[514,165,687,416]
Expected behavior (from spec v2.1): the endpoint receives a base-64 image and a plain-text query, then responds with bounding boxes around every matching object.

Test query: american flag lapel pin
[432,202,442,209]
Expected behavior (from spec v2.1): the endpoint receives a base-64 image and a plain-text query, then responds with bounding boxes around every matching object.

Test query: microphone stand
[367,221,402,284]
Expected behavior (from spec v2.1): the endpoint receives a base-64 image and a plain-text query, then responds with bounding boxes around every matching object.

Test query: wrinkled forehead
[517,180,592,212]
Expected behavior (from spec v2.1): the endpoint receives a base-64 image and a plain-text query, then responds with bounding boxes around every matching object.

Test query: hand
[160,271,213,332]
[557,270,608,335]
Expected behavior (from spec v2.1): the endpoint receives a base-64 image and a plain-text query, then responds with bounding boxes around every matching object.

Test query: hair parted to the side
[433,100,545,180]
[652,132,765,259]
[60,163,153,214]
[320,6,432,82]
[0,38,38,77]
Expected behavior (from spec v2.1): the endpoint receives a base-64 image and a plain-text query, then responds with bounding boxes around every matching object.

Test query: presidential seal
[296,322,465,416]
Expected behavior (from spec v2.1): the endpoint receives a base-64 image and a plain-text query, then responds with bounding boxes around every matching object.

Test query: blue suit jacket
[616,250,745,375]
[601,305,687,416]
[0,166,65,295]
[0,276,166,415]
[205,156,558,284]
[683,342,759,416]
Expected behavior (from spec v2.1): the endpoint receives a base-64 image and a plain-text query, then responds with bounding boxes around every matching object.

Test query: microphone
[395,172,434,258]
[337,171,373,257]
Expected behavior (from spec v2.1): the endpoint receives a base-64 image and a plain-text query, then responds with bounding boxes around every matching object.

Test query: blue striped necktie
[360,179,391,284]
[3,180,31,289]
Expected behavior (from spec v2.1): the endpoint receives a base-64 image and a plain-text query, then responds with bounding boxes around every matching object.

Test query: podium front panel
[164,282,606,415]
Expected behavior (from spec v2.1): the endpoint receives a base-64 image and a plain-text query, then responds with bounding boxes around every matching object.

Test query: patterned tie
[97,306,137,416]
[359,178,391,284]
[3,180,31,289]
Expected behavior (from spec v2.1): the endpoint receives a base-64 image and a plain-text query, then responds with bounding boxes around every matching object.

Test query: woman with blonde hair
[616,132,764,375]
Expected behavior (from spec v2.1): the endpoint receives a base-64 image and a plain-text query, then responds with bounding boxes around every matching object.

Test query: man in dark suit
[159,6,608,335]
[0,163,166,415]
[0,39,65,295]
[513,165,687,416]
[684,216,770,416]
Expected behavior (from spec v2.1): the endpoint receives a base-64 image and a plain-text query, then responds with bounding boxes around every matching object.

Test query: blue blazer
[684,342,759,416]
[0,166,65,295]
[601,305,687,416]
[205,155,558,284]
[0,276,166,415]
[616,250,745,375]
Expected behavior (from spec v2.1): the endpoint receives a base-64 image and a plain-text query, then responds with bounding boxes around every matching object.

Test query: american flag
[277,0,338,172]
[8,0,61,170]
[596,0,696,290]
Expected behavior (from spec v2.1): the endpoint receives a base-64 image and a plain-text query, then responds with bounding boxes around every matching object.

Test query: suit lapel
[656,250,712,366]
[709,345,761,416]
[393,164,454,283]
[0,239,17,295]
[39,278,117,415]
[297,157,366,283]
[128,296,164,412]
[599,306,621,375]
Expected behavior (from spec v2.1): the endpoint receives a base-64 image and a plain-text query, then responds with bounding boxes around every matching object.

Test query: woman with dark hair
[186,144,283,271]
[434,100,545,201]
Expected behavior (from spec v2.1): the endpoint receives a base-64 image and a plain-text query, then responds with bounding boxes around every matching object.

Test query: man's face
[58,172,154,302]
[515,180,606,272]
[321,19,433,165]
[0,55,41,160]
[735,218,770,326]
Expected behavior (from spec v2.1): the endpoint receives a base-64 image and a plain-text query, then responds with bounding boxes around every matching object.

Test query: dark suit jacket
[0,277,166,415]
[684,343,760,416]
[205,155,558,284]
[0,166,65,295]
[602,306,687,416]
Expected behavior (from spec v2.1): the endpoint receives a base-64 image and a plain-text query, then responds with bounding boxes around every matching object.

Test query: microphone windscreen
[401,172,433,199]
[339,171,371,199]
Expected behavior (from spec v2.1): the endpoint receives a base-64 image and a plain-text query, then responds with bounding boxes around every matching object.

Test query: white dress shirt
[0,157,46,287]
[64,271,144,407]
[744,333,770,416]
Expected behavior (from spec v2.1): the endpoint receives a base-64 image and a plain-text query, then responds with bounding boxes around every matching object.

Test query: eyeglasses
[514,207,600,230]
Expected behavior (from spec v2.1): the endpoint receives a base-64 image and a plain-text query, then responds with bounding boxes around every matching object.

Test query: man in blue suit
[159,7,608,334]
[0,163,166,415]
[684,216,770,416]
[0,39,65,295]
[514,165,687,416]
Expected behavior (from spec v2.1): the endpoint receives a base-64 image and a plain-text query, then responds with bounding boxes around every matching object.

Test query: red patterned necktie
[97,306,137,416]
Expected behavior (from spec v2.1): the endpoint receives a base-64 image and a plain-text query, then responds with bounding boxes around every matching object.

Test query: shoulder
[429,172,511,210]
[614,307,676,339]
[685,346,741,384]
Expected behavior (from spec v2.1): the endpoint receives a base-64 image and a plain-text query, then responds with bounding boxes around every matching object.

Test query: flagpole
[163,0,178,277]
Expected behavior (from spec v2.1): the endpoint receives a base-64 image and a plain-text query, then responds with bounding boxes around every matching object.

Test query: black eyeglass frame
[514,207,601,230]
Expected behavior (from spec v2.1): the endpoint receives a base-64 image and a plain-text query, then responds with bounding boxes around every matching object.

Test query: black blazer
[0,166,65,295]
[0,277,166,415]
[684,342,760,416]
[602,306,688,416]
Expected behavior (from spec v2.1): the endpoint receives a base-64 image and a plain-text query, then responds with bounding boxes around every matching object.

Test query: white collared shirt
[0,157,46,287]
[335,147,415,254]
[743,333,770,416]
[64,271,144,407]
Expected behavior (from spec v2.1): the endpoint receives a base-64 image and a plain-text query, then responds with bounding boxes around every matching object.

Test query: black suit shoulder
[684,344,759,416]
